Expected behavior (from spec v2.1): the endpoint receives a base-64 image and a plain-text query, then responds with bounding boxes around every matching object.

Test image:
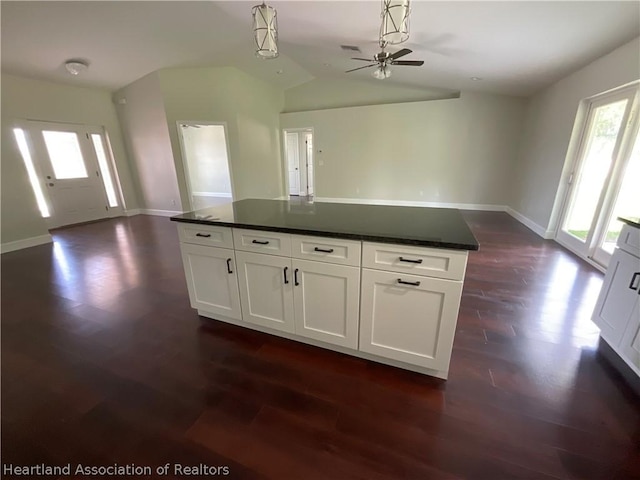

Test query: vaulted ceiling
[2,1,639,96]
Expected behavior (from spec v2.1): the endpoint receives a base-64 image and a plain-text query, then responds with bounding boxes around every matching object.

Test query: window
[13,128,50,218]
[92,134,119,207]
[42,130,88,179]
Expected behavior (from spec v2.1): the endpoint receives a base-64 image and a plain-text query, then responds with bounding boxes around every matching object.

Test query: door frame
[176,121,235,212]
[282,127,315,197]
[16,120,125,228]
[554,83,639,268]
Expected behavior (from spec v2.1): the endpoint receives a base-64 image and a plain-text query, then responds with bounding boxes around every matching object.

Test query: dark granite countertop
[170,199,479,251]
[619,216,640,229]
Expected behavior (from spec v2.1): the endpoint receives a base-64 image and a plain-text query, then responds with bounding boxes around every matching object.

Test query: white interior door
[29,124,111,228]
[285,132,300,196]
[305,132,314,196]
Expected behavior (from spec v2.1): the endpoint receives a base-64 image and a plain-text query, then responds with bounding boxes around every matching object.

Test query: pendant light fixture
[252,3,279,59]
[380,0,411,45]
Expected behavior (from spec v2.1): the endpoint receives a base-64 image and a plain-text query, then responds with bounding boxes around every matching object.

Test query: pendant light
[380,0,411,45]
[252,3,279,59]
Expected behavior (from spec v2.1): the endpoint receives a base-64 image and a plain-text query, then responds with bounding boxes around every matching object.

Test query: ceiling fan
[346,42,424,79]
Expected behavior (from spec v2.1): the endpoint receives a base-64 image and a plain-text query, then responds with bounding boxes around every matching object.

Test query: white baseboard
[192,192,232,198]
[505,207,555,239]
[1,234,53,254]
[124,209,141,217]
[314,196,507,212]
[139,209,183,217]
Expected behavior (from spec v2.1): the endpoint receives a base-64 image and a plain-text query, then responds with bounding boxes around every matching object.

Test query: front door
[28,123,114,228]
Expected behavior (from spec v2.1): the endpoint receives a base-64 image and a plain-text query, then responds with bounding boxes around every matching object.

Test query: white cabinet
[293,259,360,348]
[180,243,242,321]
[592,224,640,378]
[592,248,640,346]
[620,302,640,372]
[235,251,295,334]
[359,269,462,371]
[176,223,470,379]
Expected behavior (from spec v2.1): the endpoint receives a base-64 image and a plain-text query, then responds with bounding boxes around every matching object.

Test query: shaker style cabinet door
[180,244,241,320]
[592,248,640,346]
[292,259,360,348]
[619,301,640,372]
[235,251,295,333]
[359,268,462,371]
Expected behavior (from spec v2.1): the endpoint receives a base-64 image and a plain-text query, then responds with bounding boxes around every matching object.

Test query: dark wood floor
[2,212,639,479]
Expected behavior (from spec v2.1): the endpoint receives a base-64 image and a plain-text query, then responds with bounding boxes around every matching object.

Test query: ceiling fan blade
[389,48,412,60]
[351,57,376,62]
[345,64,377,73]
[391,60,425,66]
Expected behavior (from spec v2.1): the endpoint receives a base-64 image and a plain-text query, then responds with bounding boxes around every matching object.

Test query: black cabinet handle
[314,247,334,253]
[294,268,299,286]
[397,279,421,287]
[196,233,211,238]
[226,258,233,274]
[630,272,640,291]
[283,266,289,284]
[252,239,270,245]
[399,257,423,264]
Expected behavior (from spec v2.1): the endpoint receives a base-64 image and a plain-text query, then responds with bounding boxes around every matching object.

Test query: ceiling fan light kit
[252,2,279,59]
[380,0,411,45]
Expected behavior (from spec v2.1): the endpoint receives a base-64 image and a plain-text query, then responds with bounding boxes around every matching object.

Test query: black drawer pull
[314,247,334,253]
[252,239,270,245]
[195,233,211,238]
[226,258,233,274]
[398,279,421,287]
[399,256,422,264]
[283,266,289,284]
[294,268,300,286]
[630,272,640,291]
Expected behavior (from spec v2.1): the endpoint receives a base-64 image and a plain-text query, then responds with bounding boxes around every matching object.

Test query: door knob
[46,175,52,179]
[48,183,54,187]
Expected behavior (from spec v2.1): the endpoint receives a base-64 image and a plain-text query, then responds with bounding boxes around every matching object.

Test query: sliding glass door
[557,84,639,268]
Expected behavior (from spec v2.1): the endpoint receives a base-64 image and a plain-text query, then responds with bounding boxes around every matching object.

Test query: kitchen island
[171,199,479,379]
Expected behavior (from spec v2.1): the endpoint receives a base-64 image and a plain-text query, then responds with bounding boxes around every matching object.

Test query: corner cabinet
[592,223,640,377]
[176,223,468,379]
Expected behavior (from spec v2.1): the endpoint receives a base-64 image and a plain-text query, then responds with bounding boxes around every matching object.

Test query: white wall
[180,124,232,196]
[280,91,525,207]
[284,77,458,113]
[158,67,285,205]
[512,37,640,235]
[114,72,181,213]
[1,73,138,244]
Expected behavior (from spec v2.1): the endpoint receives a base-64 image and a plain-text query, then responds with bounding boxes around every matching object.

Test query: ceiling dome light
[380,0,411,45]
[64,60,89,76]
[252,3,279,59]
[372,65,392,80]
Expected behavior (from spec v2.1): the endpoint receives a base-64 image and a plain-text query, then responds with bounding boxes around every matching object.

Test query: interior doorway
[177,122,234,211]
[283,128,314,197]
[13,121,124,229]
[556,83,639,268]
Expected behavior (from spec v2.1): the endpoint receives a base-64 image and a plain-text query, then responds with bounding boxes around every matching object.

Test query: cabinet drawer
[291,235,361,266]
[362,242,468,281]
[233,228,291,257]
[618,224,640,258]
[177,223,233,248]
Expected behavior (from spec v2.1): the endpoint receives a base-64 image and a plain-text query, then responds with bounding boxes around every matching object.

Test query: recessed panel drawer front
[178,223,233,248]
[362,242,468,281]
[618,224,640,258]
[233,228,291,257]
[291,235,362,266]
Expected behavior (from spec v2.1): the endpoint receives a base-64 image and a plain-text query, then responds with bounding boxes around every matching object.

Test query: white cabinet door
[592,248,640,346]
[359,268,462,371]
[292,259,360,348]
[619,301,640,372]
[236,251,295,333]
[181,244,241,320]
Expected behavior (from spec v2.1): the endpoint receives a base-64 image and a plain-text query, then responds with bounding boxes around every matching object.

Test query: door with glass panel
[557,85,639,268]
[22,122,122,228]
